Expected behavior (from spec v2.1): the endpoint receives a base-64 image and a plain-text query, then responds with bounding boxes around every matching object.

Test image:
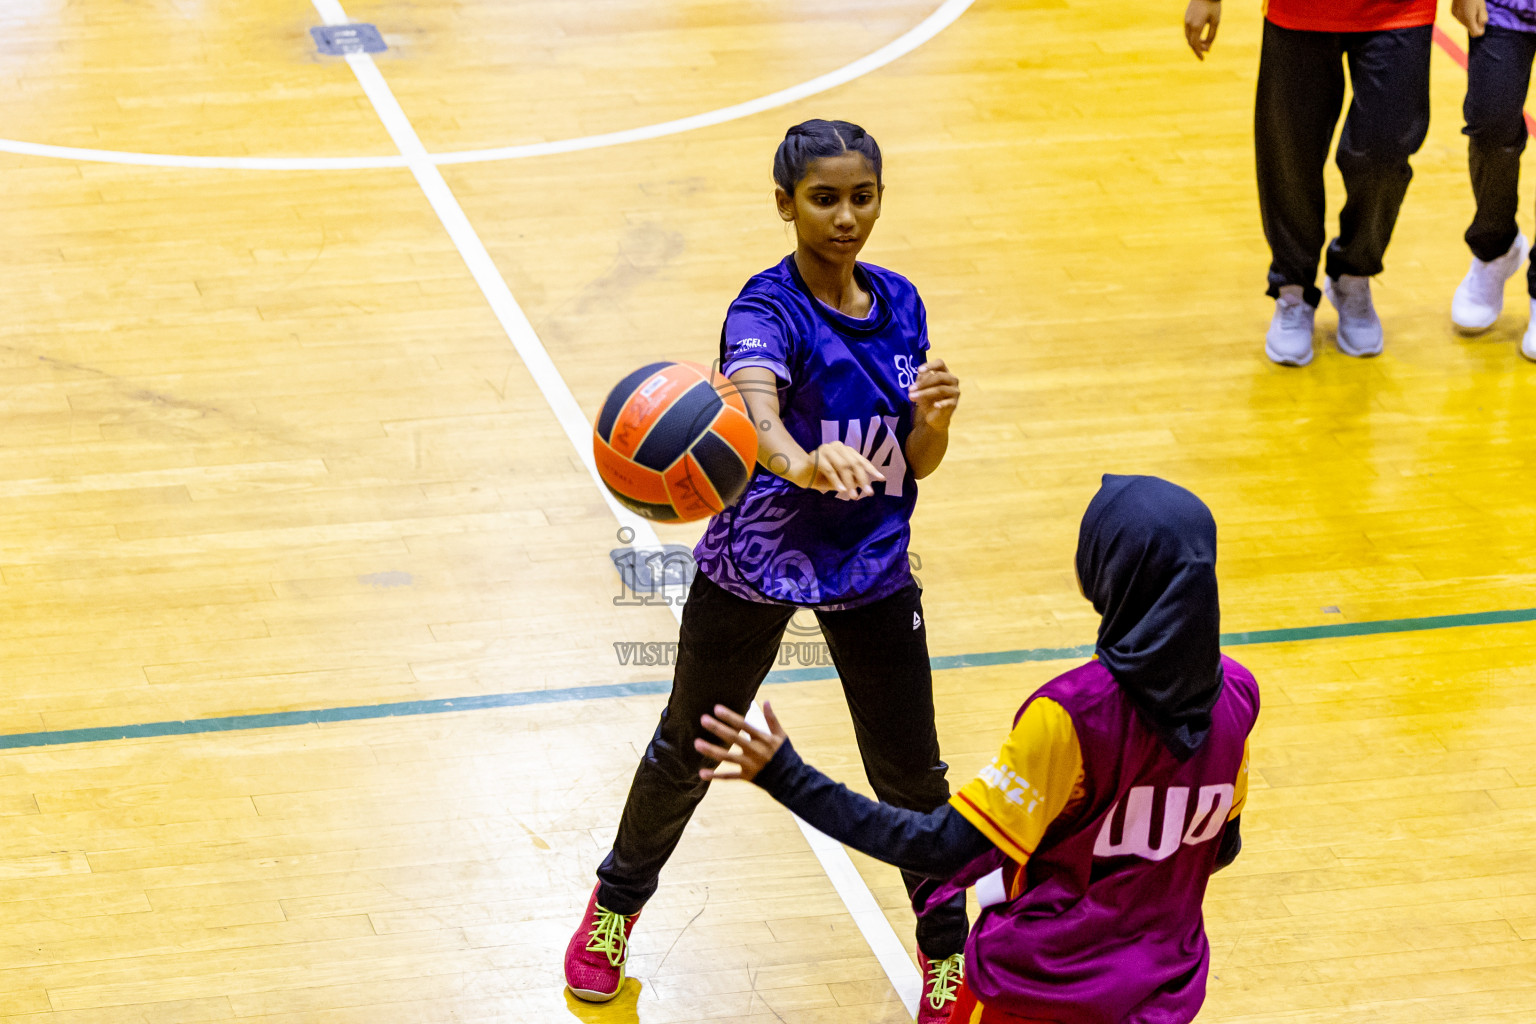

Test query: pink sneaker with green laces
[563,884,640,1002]
[917,950,964,1024]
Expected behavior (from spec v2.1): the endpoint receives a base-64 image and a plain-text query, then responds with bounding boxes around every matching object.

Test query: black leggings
[1464,25,1536,294]
[596,572,970,959]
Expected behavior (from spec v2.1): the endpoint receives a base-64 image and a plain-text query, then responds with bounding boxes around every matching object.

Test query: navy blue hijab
[1075,475,1224,759]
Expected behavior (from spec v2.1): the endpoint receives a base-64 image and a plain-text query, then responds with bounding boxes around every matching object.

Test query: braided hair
[772,120,883,194]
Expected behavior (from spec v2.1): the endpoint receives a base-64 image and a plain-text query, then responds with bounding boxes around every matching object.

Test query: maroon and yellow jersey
[945,657,1259,1023]
[952,696,1248,881]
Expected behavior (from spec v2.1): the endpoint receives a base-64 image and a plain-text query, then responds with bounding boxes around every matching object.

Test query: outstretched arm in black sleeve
[695,703,994,879]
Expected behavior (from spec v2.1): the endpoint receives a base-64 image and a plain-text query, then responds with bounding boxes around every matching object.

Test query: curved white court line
[0,0,975,171]
[0,139,406,171]
[431,0,976,166]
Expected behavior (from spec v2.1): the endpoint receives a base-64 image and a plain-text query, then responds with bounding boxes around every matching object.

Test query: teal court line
[4,605,1536,752]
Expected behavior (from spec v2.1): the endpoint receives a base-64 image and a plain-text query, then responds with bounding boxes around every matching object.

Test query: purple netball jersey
[694,255,930,609]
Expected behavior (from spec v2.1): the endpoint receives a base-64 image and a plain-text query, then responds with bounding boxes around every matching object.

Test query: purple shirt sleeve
[1487,0,1536,32]
[721,295,795,383]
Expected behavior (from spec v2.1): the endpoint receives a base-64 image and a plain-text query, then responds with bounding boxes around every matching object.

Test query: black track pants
[1464,25,1536,294]
[595,572,969,959]
[1256,20,1432,307]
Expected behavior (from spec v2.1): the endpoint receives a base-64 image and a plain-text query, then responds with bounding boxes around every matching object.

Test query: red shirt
[1265,0,1437,32]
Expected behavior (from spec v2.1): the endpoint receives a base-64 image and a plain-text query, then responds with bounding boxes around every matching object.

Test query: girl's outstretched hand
[696,702,788,782]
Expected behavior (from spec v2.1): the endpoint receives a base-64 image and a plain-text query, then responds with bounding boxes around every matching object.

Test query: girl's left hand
[909,358,961,430]
[695,702,788,782]
[1453,0,1488,36]
[1184,0,1221,59]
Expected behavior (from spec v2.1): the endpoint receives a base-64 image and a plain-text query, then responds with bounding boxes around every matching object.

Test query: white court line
[0,0,975,173]
[306,0,663,565]
[744,704,924,1015]
[0,138,406,170]
[792,812,924,1013]
[431,0,975,166]
[308,0,926,1013]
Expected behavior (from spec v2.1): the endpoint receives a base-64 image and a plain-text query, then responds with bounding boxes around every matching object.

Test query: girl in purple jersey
[698,476,1258,1024]
[565,120,969,1023]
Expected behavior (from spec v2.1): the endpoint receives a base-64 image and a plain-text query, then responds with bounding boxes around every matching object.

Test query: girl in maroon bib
[698,475,1259,1024]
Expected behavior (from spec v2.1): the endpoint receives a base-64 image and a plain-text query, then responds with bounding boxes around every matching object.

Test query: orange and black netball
[593,361,757,522]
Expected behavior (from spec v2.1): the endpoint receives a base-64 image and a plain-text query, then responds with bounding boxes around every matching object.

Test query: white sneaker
[1452,233,1529,332]
[1265,286,1316,367]
[1522,299,1536,361]
[1325,275,1384,357]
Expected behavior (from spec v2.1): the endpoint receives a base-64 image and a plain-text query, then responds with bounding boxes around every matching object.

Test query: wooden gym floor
[2,0,1535,1020]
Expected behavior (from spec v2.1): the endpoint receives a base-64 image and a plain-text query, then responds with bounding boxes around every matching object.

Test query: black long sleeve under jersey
[753,739,1243,878]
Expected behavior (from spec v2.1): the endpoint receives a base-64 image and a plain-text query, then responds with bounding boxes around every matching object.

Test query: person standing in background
[1184,0,1435,367]
[1449,0,1536,361]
